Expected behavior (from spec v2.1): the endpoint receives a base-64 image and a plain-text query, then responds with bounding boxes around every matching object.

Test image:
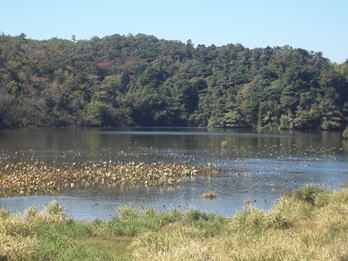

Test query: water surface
[0,128,347,220]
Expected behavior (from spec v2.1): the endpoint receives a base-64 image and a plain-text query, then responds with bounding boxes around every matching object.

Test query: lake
[0,128,347,220]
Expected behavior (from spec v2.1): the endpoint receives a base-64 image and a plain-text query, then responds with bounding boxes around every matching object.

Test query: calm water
[0,128,347,220]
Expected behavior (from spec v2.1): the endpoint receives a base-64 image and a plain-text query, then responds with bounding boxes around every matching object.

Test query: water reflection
[0,128,347,220]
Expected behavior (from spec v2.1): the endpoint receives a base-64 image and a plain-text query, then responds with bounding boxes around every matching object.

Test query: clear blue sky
[1,0,347,63]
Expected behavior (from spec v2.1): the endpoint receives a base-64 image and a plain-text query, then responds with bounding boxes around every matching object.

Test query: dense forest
[1,33,348,129]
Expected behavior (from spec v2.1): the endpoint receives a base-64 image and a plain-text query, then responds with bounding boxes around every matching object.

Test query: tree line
[0,33,348,129]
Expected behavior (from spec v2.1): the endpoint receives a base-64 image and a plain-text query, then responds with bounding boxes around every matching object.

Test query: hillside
[1,33,348,129]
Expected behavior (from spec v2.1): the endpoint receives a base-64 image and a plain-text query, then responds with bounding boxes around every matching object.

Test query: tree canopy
[0,33,347,130]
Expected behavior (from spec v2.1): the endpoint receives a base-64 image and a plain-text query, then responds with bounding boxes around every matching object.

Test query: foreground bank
[1,184,347,261]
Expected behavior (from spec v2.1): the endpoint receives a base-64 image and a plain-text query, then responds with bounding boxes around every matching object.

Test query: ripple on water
[0,128,347,220]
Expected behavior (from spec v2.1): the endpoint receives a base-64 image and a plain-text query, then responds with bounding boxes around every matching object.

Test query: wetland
[0,128,347,220]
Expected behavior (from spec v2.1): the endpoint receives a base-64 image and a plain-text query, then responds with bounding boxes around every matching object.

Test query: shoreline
[1,185,347,260]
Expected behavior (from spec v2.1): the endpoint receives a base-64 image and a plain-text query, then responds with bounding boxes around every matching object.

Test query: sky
[1,0,347,63]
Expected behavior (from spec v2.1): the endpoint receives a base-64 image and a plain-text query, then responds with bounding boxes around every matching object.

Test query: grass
[81,237,133,261]
[0,185,348,260]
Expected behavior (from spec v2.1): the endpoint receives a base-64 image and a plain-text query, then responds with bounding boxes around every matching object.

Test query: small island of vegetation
[0,161,218,197]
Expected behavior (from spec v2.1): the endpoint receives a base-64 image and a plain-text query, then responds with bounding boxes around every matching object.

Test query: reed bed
[0,161,218,197]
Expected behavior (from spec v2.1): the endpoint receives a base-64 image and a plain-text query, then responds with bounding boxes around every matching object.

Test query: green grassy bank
[1,185,348,261]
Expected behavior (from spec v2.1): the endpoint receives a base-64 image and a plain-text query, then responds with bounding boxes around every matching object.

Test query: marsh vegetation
[0,161,217,197]
[1,185,347,260]
[0,129,347,220]
[200,192,217,199]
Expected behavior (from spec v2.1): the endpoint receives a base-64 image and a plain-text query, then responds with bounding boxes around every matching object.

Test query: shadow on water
[0,128,347,220]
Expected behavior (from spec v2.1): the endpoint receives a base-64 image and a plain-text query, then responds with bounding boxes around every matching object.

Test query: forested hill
[1,33,348,129]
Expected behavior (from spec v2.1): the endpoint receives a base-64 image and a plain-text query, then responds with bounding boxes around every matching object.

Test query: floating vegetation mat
[201,192,217,199]
[0,161,218,197]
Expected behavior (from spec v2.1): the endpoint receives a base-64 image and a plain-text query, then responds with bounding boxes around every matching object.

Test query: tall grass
[0,186,347,261]
[133,186,348,261]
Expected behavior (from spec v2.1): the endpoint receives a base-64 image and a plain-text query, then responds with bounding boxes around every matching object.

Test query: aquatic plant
[0,161,218,197]
[343,126,348,138]
[200,192,217,199]
[220,140,228,149]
